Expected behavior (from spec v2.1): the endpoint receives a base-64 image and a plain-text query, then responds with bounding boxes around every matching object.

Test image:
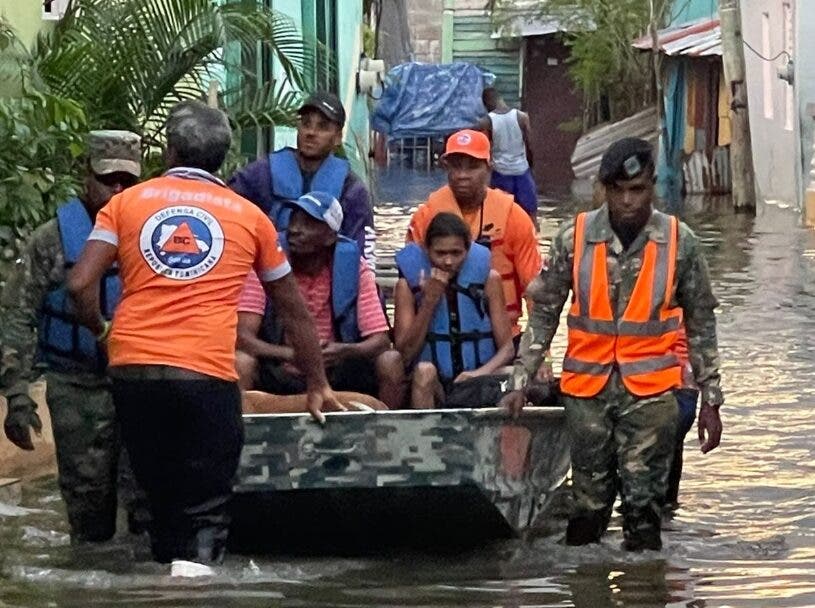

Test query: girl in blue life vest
[394,212,515,408]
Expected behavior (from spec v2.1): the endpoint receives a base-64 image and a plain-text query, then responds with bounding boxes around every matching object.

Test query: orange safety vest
[560,209,683,398]
[424,187,524,327]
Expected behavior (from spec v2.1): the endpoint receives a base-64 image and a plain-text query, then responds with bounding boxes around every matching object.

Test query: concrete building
[0,1,371,170]
[740,0,815,215]
[407,0,443,63]
[263,0,371,172]
[0,0,62,46]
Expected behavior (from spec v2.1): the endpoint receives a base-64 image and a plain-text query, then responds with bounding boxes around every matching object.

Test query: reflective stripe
[617,316,681,336]
[568,315,680,336]
[88,228,118,247]
[562,357,613,376]
[576,213,595,317]
[567,315,616,334]
[619,353,679,375]
[258,260,292,282]
[650,213,671,320]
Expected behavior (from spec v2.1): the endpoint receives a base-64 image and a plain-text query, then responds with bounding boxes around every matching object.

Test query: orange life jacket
[424,187,524,327]
[560,209,683,398]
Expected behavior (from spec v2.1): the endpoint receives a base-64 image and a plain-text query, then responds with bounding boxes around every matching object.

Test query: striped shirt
[239,259,388,341]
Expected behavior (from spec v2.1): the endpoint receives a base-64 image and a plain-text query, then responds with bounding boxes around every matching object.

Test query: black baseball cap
[598,137,655,185]
[298,91,346,127]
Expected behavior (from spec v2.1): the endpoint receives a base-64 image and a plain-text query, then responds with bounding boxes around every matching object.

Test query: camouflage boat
[230,407,569,552]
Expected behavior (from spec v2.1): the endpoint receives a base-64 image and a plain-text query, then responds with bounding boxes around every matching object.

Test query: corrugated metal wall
[452,13,521,107]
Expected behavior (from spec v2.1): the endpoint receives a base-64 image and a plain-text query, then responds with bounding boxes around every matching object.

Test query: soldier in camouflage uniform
[1,130,144,542]
[501,137,724,551]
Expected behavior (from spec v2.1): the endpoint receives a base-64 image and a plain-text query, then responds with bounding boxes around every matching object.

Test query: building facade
[242,0,371,174]
[740,0,799,207]
[741,0,815,214]
[0,0,370,172]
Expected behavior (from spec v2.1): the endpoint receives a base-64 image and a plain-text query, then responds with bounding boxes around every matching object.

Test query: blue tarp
[371,62,495,139]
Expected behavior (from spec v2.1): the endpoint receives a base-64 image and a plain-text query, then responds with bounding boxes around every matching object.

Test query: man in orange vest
[407,129,541,340]
[501,137,723,551]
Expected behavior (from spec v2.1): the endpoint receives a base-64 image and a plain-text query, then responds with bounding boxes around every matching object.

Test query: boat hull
[231,407,570,551]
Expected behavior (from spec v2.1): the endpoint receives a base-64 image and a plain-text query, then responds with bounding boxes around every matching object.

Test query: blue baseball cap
[285,191,344,233]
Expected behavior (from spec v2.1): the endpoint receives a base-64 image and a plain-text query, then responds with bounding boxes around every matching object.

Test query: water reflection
[2,168,815,606]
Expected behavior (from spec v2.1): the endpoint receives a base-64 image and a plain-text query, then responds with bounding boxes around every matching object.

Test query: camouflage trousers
[45,371,148,542]
[563,375,678,547]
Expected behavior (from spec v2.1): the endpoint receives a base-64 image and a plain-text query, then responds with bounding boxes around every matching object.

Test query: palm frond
[10,0,310,150]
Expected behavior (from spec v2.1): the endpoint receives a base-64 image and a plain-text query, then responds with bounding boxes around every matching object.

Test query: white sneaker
[170,559,215,578]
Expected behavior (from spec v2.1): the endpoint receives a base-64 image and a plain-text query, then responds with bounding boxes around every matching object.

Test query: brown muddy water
[1,167,814,607]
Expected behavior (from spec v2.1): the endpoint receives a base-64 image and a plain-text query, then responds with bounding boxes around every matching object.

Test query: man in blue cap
[235,191,404,409]
[501,137,724,551]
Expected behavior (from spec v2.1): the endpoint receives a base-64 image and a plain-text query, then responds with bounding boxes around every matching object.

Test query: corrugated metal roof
[571,107,659,180]
[490,3,591,38]
[632,18,722,57]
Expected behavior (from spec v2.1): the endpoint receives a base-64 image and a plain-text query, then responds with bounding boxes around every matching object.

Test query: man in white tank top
[477,88,538,221]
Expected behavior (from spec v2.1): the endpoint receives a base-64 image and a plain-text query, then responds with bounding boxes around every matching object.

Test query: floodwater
[2,168,815,607]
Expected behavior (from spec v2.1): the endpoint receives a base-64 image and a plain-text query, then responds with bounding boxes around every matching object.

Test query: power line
[742,38,791,63]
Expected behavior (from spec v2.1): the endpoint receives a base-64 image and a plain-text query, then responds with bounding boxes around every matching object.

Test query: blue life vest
[37,199,121,372]
[395,242,496,381]
[267,148,349,232]
[261,234,361,345]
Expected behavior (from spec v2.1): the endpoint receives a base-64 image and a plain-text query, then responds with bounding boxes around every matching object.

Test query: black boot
[622,508,662,551]
[190,525,228,564]
[566,514,606,546]
[663,443,683,509]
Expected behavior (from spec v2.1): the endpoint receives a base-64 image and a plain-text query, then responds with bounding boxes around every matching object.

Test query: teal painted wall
[671,0,719,25]
[452,14,521,108]
[270,0,369,176]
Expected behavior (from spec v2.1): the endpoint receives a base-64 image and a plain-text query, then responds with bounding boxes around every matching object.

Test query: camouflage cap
[88,130,141,177]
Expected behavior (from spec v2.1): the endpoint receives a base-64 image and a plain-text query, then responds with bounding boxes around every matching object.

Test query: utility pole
[719,0,756,211]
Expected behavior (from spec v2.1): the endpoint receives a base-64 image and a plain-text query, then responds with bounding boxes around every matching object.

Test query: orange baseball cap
[442,129,490,161]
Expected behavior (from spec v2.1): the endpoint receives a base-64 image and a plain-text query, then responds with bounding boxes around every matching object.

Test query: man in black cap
[500,136,724,551]
[228,91,375,269]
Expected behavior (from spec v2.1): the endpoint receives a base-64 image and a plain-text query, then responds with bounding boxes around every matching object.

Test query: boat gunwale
[241,406,565,421]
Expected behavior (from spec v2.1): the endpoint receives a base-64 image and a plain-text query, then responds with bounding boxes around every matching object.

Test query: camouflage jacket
[512,205,724,407]
[0,219,67,399]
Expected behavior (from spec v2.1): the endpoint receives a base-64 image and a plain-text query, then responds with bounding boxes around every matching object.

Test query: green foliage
[492,0,672,122]
[0,0,316,232]
[1,0,311,191]
[0,91,86,230]
[22,0,309,152]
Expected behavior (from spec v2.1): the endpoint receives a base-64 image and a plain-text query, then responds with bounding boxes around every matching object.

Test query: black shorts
[259,357,378,396]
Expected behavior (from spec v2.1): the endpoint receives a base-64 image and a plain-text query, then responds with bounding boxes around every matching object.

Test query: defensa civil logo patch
[139,206,224,280]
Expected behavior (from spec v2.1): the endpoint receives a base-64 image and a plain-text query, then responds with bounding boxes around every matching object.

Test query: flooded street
[2,169,815,607]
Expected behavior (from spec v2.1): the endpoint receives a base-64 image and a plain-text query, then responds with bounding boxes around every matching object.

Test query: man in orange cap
[407,129,541,340]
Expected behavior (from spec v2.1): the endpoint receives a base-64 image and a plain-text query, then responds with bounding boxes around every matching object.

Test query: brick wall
[406,0,443,63]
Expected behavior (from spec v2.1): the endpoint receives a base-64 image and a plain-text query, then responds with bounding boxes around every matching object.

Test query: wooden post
[719,0,757,210]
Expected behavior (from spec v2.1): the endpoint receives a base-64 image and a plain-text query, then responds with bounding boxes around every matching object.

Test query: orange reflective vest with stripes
[560,209,683,398]
[423,187,524,328]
